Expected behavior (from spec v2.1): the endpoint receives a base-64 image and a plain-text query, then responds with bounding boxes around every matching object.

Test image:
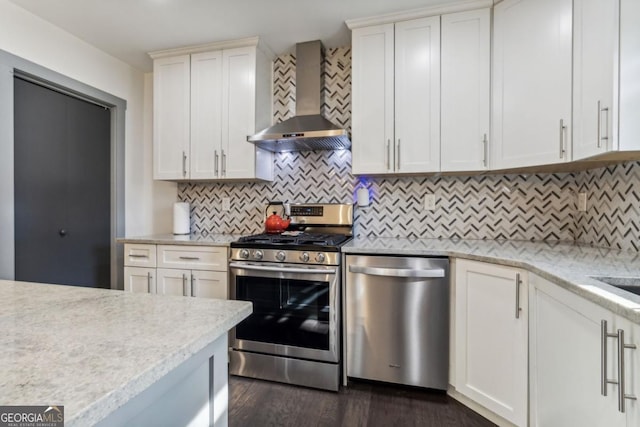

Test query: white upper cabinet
[351,17,440,174]
[573,0,640,160]
[441,8,491,172]
[151,38,273,181]
[394,17,441,173]
[153,55,191,180]
[351,23,394,175]
[492,0,573,169]
[190,50,223,179]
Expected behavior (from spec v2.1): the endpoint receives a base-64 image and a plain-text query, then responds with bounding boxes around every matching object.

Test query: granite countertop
[342,237,640,324]
[0,280,252,426]
[117,233,243,246]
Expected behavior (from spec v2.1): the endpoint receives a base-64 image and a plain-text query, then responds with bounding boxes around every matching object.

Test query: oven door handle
[349,265,445,278]
[229,262,337,275]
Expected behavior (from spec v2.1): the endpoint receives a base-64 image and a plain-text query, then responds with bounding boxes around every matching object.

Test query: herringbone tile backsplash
[179,48,640,252]
[575,161,640,252]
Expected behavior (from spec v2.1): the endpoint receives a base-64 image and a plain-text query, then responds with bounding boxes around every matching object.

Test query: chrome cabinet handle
[515,273,522,319]
[348,265,445,278]
[598,101,609,148]
[482,133,488,167]
[191,275,195,297]
[147,272,152,293]
[179,256,200,260]
[559,119,566,159]
[182,273,187,296]
[182,151,187,177]
[386,139,391,171]
[214,150,219,177]
[221,149,226,177]
[129,254,148,259]
[617,328,637,413]
[597,101,602,148]
[396,139,401,171]
[602,320,620,396]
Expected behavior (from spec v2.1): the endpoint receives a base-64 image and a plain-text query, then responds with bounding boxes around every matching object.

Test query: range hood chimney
[247,40,351,152]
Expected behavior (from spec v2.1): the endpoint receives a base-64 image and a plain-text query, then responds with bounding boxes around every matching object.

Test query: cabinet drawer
[157,245,228,271]
[124,244,157,267]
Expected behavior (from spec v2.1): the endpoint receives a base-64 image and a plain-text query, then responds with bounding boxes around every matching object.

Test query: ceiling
[8,0,460,72]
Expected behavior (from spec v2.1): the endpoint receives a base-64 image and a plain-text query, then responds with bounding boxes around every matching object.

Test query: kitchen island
[0,280,251,426]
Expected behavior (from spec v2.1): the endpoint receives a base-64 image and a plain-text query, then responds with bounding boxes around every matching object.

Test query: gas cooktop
[231,231,352,251]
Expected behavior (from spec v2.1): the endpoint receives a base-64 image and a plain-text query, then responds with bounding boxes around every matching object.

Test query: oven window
[235,276,330,350]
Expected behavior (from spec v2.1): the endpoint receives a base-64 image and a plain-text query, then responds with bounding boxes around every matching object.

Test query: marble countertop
[0,280,251,426]
[342,237,640,324]
[117,233,242,246]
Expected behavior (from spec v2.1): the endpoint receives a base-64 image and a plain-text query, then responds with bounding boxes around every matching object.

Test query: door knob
[59,229,67,237]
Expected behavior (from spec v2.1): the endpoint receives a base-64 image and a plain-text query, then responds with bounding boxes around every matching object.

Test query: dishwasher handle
[349,265,445,278]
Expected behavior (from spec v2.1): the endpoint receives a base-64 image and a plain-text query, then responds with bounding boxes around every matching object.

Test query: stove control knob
[300,252,310,262]
[276,251,286,262]
[239,249,250,259]
[253,250,264,260]
[315,253,326,263]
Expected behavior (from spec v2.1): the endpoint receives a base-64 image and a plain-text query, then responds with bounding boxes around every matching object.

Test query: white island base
[97,334,229,427]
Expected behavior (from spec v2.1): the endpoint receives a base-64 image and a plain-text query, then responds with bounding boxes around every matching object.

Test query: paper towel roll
[357,187,370,207]
[173,202,190,235]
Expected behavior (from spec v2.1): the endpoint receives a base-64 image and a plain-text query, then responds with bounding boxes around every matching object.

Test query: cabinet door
[191,51,223,179]
[395,16,440,173]
[529,274,624,427]
[156,268,190,296]
[124,267,156,294]
[441,9,490,172]
[492,0,572,169]
[153,55,191,180]
[192,270,227,299]
[222,46,256,179]
[573,0,618,160]
[455,259,527,426]
[351,24,395,175]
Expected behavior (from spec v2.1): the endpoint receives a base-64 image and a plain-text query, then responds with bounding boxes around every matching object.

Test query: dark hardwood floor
[229,376,496,427]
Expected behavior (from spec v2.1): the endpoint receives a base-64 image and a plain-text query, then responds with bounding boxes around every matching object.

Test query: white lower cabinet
[124,267,156,294]
[454,259,528,427]
[156,268,192,296]
[123,243,228,299]
[191,270,228,299]
[529,273,637,427]
[156,268,227,299]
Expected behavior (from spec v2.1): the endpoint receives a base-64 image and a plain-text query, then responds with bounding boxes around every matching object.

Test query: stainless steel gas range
[228,203,353,391]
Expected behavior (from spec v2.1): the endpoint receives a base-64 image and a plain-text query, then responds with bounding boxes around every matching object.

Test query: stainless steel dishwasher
[345,255,449,390]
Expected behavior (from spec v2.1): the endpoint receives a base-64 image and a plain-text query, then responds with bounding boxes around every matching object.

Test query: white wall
[0,0,176,241]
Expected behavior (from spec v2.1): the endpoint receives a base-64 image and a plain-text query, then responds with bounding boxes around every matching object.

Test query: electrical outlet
[222,197,231,211]
[424,194,436,211]
[578,192,587,212]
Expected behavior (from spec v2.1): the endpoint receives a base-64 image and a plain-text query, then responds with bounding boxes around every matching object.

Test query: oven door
[229,261,340,363]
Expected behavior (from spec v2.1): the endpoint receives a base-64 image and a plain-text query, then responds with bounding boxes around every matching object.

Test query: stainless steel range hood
[248,40,351,152]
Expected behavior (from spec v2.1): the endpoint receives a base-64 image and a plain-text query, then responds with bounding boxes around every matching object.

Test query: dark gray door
[14,77,111,288]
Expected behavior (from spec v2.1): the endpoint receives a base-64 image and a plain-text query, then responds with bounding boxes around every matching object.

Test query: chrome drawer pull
[129,254,148,258]
[179,256,200,260]
[602,320,619,396]
[617,328,637,413]
[515,273,522,319]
